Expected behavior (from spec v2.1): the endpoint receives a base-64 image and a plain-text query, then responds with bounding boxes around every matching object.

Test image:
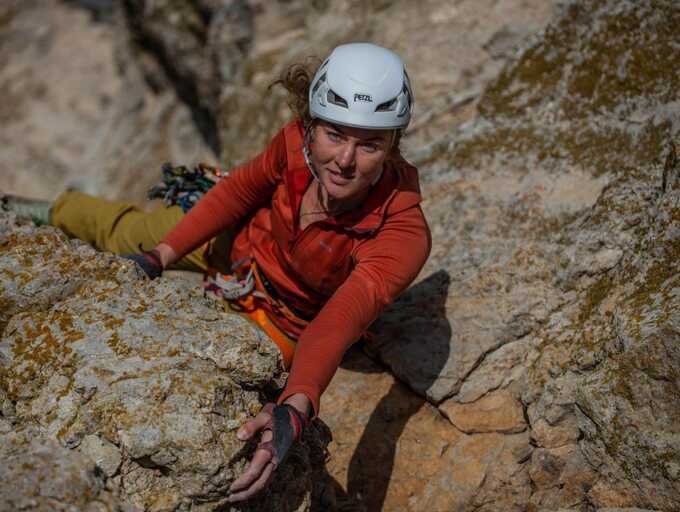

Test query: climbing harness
[204,259,310,330]
[203,258,265,302]
[147,162,223,212]
[203,259,311,368]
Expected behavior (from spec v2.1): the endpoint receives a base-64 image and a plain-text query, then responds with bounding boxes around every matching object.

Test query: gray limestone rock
[118,0,255,156]
[0,219,141,333]
[0,0,217,203]
[373,0,679,408]
[0,433,125,511]
[0,219,327,511]
[80,433,123,478]
[553,510,662,512]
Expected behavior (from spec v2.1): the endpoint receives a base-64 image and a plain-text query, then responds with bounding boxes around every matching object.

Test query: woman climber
[2,42,431,502]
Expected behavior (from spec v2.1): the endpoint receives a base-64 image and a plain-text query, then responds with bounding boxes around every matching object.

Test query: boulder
[0,214,329,511]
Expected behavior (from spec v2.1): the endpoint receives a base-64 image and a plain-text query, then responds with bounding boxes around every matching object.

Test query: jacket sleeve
[161,129,287,257]
[278,205,431,417]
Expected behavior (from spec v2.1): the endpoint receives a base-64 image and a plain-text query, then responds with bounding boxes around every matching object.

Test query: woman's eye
[361,144,379,153]
[327,131,342,142]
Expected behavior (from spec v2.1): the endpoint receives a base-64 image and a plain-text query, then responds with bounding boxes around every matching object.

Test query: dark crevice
[517,448,533,465]
[134,455,172,476]
[193,3,214,29]
[660,139,678,195]
[573,402,600,434]
[120,0,221,156]
[579,493,597,512]
[521,398,532,428]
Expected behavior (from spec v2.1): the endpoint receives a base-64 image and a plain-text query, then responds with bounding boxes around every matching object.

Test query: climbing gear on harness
[256,403,309,469]
[204,258,266,301]
[309,43,414,130]
[204,259,312,329]
[0,194,52,226]
[122,246,163,280]
[253,264,315,324]
[203,259,310,368]
[147,162,223,213]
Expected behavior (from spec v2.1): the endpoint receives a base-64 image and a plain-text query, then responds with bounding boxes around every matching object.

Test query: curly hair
[271,58,403,156]
[270,58,320,126]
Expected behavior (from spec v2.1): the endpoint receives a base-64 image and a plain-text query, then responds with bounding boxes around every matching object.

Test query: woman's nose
[335,142,356,170]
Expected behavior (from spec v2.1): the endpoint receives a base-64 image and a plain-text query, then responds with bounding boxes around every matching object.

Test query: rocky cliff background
[1,1,678,511]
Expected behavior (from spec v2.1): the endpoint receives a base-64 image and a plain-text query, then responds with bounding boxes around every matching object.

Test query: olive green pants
[51,191,208,271]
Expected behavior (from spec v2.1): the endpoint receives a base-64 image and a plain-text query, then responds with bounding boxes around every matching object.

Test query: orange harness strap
[227,293,297,370]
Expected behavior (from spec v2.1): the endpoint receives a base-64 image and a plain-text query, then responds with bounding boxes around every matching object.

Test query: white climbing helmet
[309,43,414,130]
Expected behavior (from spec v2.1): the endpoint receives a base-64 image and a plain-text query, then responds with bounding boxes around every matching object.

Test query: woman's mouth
[327,170,353,185]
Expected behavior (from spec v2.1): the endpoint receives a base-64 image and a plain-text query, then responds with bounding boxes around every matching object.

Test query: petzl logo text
[354,93,373,102]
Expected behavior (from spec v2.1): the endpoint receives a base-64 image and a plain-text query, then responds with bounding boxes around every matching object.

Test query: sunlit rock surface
[0,0,215,202]
[1,0,557,203]
[0,213,329,511]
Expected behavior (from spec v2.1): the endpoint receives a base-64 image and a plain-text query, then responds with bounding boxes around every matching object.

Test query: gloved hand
[227,402,308,502]
[122,248,163,280]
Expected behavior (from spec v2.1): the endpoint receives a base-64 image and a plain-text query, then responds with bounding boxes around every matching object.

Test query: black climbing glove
[122,248,163,280]
[257,403,308,468]
[227,402,309,502]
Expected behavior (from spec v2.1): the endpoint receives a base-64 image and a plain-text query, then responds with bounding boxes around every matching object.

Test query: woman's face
[309,121,393,203]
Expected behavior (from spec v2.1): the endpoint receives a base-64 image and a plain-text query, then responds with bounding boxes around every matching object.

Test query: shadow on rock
[326,270,452,511]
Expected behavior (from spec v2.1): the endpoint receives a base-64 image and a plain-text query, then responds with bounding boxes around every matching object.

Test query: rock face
[0,0,215,203]
[1,0,557,203]
[1,0,679,511]
[367,0,679,509]
[0,214,328,511]
[327,0,679,510]
[374,0,679,405]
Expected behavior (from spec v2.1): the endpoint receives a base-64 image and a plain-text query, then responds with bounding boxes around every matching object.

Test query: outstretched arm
[281,204,431,416]
[227,205,430,502]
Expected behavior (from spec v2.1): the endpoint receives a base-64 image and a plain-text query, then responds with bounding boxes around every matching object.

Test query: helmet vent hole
[397,85,412,117]
[375,98,398,112]
[311,73,326,95]
[327,90,348,108]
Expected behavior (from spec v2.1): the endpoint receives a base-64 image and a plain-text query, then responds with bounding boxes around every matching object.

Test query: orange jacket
[163,119,431,415]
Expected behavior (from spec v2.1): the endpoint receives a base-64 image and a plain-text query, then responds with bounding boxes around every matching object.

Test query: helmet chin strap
[371,166,384,186]
[302,128,322,184]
